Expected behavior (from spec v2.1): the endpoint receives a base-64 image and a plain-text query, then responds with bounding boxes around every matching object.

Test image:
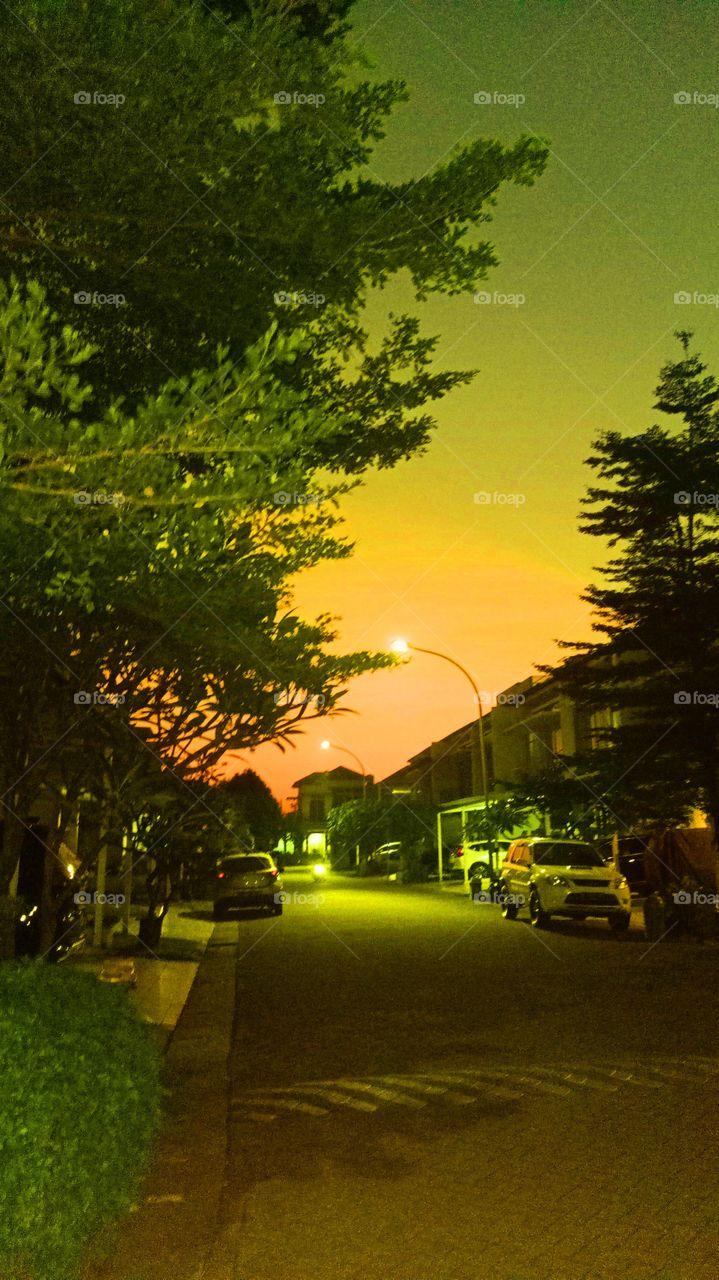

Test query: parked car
[213,853,283,918]
[366,842,401,874]
[499,837,632,932]
[597,835,650,896]
[449,838,513,878]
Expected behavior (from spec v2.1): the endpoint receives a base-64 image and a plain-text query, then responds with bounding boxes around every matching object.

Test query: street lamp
[321,740,368,870]
[320,739,368,793]
[391,638,491,887]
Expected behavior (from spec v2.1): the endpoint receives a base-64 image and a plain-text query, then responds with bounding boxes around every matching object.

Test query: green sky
[248,0,719,804]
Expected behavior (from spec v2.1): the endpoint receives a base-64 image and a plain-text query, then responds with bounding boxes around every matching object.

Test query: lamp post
[320,740,368,795]
[391,639,491,888]
[320,740,368,869]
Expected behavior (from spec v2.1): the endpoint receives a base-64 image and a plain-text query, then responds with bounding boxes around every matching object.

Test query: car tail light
[453,848,462,859]
[216,871,225,879]
[268,869,279,879]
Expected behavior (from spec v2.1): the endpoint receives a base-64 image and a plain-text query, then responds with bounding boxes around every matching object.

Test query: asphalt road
[210,871,719,1280]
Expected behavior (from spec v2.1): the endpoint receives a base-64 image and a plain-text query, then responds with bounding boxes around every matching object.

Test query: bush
[0,962,163,1280]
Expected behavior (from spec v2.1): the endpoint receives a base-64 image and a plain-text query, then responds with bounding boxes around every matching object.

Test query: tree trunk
[0,897,16,960]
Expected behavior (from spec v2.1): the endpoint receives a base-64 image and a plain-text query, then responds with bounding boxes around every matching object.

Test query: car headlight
[312,863,327,876]
[548,875,571,888]
[612,876,629,891]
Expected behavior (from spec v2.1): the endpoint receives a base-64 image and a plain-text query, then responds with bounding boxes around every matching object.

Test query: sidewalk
[71,902,216,1037]
[86,920,237,1280]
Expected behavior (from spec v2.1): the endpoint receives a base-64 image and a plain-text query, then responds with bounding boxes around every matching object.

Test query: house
[291,766,369,859]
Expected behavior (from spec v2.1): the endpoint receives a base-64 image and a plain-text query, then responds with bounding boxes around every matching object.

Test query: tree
[548,333,719,839]
[326,793,436,877]
[0,279,388,897]
[465,794,533,846]
[0,0,548,439]
[212,770,284,851]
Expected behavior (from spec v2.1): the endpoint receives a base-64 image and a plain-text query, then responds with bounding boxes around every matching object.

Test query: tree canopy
[548,333,719,836]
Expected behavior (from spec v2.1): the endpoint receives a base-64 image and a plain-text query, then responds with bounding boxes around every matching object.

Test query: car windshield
[220,855,272,872]
[533,843,604,868]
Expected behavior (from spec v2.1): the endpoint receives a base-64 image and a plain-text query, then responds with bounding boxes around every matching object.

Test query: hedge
[0,961,163,1280]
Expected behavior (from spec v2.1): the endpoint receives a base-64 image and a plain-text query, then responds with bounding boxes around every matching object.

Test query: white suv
[449,839,513,877]
[499,838,632,932]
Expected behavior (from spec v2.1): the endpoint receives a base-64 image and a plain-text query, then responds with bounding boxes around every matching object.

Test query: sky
[245,0,719,807]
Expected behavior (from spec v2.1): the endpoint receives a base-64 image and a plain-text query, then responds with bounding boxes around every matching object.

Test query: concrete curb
[89,930,237,1280]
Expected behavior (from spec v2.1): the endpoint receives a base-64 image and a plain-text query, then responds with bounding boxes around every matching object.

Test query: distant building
[291,766,369,858]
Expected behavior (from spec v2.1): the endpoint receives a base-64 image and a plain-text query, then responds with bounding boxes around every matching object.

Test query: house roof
[293,765,364,788]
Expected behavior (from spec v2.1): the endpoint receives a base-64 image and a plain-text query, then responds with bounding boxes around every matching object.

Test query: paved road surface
[209,872,719,1280]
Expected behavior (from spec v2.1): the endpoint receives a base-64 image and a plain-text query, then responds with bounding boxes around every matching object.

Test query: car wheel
[500,884,518,920]
[529,889,551,929]
[272,902,283,916]
[609,912,631,933]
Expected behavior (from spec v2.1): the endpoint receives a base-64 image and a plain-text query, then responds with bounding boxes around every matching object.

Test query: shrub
[0,961,163,1280]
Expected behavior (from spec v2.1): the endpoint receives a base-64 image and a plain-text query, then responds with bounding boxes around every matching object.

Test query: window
[309,797,325,822]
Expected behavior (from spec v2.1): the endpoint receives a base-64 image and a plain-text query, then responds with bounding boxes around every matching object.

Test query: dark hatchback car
[598,836,650,896]
[213,853,283,918]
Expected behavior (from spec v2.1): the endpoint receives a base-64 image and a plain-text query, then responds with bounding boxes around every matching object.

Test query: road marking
[566,1064,664,1088]
[232,1097,328,1116]
[380,1076,477,1104]
[274,1085,377,1112]
[230,1057,719,1123]
[423,1072,525,1101]
[528,1068,620,1092]
[330,1080,426,1108]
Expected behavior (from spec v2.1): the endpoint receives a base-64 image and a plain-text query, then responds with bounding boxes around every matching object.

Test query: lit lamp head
[390,638,410,655]
[320,740,331,751]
